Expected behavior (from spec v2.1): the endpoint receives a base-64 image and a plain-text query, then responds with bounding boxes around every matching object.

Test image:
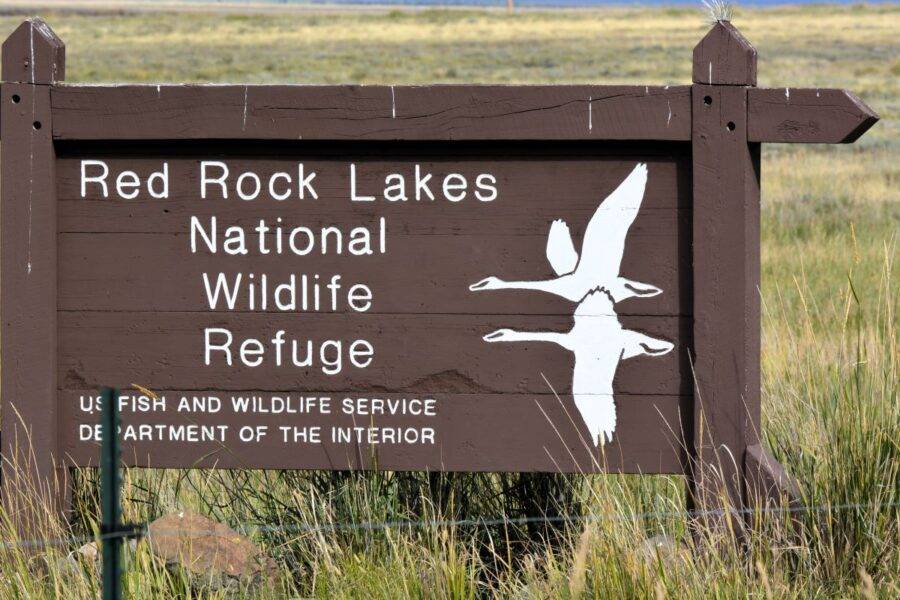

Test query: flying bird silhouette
[482,289,674,445]
[469,163,661,303]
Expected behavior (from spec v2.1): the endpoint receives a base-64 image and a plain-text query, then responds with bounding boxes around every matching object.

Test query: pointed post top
[2,17,65,84]
[693,21,756,86]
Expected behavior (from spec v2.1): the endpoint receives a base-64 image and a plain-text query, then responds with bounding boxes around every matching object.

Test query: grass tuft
[702,0,735,23]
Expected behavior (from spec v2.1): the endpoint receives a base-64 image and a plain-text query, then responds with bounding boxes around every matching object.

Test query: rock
[74,540,100,561]
[63,535,138,574]
[639,533,691,567]
[56,540,99,577]
[146,510,277,595]
[57,540,100,575]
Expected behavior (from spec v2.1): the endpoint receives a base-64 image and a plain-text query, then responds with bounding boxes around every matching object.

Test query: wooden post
[681,21,862,535]
[689,21,763,534]
[1,18,67,533]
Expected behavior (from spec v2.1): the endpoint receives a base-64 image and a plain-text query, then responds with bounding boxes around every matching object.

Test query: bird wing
[546,219,579,276]
[576,163,648,276]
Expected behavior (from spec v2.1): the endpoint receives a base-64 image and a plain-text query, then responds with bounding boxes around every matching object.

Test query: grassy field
[0,3,897,598]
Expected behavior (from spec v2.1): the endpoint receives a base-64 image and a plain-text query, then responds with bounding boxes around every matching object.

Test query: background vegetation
[0,4,897,598]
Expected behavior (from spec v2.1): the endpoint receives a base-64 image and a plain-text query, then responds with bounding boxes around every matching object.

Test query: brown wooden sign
[0,18,877,527]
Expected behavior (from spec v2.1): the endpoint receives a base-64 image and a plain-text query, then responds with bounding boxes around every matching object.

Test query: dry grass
[0,4,897,598]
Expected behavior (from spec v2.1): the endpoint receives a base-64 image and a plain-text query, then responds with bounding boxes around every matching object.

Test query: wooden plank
[56,152,690,233]
[58,312,691,396]
[748,88,879,143]
[58,390,688,473]
[49,84,692,141]
[1,19,66,532]
[57,226,689,317]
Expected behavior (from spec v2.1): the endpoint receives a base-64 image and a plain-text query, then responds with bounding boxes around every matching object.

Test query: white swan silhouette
[470,163,661,303]
[482,289,674,445]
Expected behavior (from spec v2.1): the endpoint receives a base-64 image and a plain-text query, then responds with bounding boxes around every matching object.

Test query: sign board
[1,19,877,527]
[60,152,691,473]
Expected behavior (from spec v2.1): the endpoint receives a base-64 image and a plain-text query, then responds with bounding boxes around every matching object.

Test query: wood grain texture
[58,228,690,317]
[56,151,690,232]
[49,84,691,141]
[0,18,65,84]
[748,88,879,143]
[692,21,756,86]
[58,312,691,396]
[690,83,761,517]
[55,150,690,229]
[59,390,688,473]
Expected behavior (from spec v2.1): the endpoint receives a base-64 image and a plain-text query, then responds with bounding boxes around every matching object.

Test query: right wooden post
[690,21,767,534]
[686,19,881,536]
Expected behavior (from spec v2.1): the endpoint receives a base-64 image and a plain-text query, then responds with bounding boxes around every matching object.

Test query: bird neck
[500,278,560,293]
[505,330,569,348]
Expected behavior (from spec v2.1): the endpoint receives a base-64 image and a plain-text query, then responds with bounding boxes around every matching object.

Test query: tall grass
[0,4,897,598]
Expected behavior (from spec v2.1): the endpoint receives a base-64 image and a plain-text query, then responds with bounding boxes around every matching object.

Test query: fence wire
[2,500,897,551]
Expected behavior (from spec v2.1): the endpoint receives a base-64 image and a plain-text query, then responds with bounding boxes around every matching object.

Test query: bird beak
[469,278,492,291]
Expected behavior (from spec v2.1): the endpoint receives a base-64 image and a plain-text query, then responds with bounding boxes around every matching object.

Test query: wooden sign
[1,18,877,528]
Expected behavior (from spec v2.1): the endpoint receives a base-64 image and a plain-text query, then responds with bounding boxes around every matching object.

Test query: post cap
[693,21,756,86]
[2,18,65,84]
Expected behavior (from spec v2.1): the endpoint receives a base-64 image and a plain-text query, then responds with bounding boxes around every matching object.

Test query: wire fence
[4,388,896,598]
[3,499,897,551]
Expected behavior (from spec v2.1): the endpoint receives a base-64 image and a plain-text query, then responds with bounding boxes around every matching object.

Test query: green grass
[0,4,897,598]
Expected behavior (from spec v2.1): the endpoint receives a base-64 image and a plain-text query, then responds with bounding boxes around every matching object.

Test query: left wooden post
[1,18,68,535]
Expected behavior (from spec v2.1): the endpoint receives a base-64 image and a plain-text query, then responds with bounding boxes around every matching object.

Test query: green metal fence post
[100,387,122,600]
